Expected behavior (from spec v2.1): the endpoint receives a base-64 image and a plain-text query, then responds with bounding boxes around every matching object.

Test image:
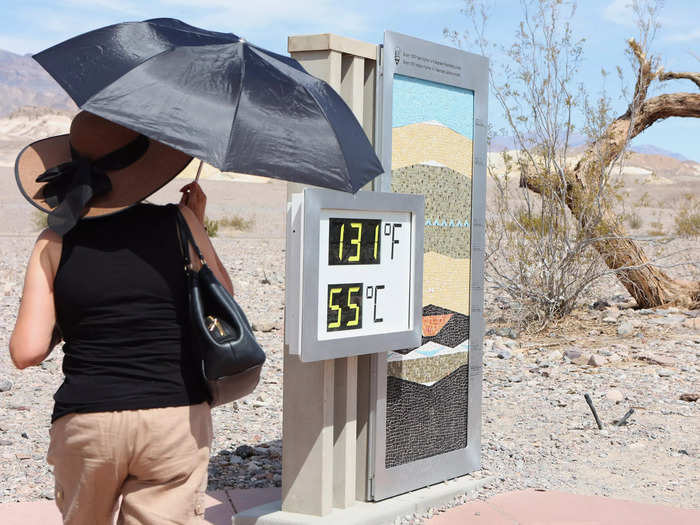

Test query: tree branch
[628,38,657,111]
[630,92,700,138]
[658,69,700,90]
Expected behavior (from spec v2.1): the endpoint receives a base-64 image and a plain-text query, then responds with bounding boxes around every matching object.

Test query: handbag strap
[174,205,207,271]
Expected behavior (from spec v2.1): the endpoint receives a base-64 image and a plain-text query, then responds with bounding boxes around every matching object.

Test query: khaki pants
[47,402,212,525]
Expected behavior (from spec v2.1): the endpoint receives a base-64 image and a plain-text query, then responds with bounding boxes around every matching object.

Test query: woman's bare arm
[178,204,235,296]
[10,229,62,369]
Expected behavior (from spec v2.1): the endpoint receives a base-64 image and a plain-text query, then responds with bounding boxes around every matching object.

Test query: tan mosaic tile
[387,351,469,384]
[423,252,471,315]
[392,122,473,176]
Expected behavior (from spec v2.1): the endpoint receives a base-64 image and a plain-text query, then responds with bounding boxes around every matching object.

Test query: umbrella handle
[195,159,204,184]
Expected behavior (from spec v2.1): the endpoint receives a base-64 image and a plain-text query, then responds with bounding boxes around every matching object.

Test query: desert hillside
[0,49,76,116]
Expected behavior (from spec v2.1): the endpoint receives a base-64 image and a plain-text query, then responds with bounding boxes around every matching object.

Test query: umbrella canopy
[34,18,384,193]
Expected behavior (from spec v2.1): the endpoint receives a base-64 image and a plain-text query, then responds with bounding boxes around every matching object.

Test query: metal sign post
[282,188,423,517]
[234,31,488,525]
[369,31,488,501]
[279,34,382,518]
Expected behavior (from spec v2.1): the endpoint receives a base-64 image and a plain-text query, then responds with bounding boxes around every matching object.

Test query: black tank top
[51,203,208,422]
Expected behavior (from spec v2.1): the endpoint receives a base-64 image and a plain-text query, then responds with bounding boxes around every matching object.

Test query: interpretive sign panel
[369,30,487,501]
[285,188,424,363]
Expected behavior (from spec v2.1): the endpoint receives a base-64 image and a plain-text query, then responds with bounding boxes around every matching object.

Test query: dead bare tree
[449,0,699,319]
[524,39,700,309]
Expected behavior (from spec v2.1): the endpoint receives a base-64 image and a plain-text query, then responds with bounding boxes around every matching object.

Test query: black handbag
[175,207,266,407]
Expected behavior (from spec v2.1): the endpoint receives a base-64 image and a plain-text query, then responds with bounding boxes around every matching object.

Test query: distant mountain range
[629,144,688,161]
[489,134,689,161]
[0,49,76,116]
[0,47,693,164]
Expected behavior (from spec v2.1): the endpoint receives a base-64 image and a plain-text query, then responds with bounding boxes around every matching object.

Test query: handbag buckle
[207,315,226,336]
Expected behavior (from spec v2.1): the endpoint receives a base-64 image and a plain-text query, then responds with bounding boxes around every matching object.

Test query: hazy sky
[1,0,698,160]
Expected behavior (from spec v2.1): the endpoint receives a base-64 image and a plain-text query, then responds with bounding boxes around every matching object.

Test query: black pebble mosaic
[385,365,469,468]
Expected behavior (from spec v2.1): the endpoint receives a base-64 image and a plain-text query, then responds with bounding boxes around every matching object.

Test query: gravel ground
[0,226,698,524]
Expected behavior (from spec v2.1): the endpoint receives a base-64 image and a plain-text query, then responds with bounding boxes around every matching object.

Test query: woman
[9,111,233,524]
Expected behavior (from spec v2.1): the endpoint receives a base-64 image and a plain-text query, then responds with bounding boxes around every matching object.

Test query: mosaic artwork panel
[389,340,468,360]
[386,73,473,468]
[392,122,473,175]
[392,75,475,138]
[424,313,470,348]
[391,165,471,259]
[423,304,457,316]
[387,351,468,385]
[385,365,469,468]
[422,313,453,337]
[423,253,470,316]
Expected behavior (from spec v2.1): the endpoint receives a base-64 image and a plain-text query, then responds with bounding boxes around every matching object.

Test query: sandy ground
[0,152,698,523]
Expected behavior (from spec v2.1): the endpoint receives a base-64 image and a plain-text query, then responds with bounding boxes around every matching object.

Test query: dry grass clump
[636,191,653,208]
[626,212,642,230]
[218,215,254,231]
[675,213,700,237]
[505,209,556,236]
[204,216,220,237]
[647,221,666,237]
[204,214,254,237]
[32,209,48,231]
[674,194,700,237]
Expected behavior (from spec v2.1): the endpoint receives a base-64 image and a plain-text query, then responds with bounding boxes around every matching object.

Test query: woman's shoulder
[35,228,63,277]
[38,228,62,244]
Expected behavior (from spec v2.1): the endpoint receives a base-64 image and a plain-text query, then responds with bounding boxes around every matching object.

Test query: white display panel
[285,188,424,362]
[317,209,412,340]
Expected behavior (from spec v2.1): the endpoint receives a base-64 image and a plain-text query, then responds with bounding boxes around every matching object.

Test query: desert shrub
[647,221,665,237]
[488,169,610,326]
[674,215,700,237]
[674,195,700,237]
[203,214,253,237]
[627,212,642,229]
[637,191,652,208]
[204,217,219,237]
[218,215,254,231]
[32,210,48,230]
[451,0,628,328]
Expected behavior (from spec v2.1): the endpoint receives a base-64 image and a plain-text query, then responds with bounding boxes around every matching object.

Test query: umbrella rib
[250,47,353,191]
[296,83,352,191]
[225,44,246,167]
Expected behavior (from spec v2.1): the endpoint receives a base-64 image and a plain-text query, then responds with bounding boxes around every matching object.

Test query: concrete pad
[0,500,61,525]
[491,490,699,525]
[428,500,515,525]
[0,490,236,525]
[205,490,236,524]
[427,490,700,525]
[227,487,282,513]
[233,475,492,524]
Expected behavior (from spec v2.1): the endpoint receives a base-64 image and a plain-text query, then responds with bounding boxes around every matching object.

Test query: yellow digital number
[338,223,345,261]
[328,288,342,328]
[348,222,362,262]
[347,286,360,326]
[373,224,379,260]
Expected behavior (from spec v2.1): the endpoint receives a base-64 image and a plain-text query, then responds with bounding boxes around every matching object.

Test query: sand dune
[422,252,471,315]
[392,121,473,176]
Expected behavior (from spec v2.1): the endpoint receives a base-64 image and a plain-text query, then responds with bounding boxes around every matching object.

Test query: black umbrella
[33,18,383,193]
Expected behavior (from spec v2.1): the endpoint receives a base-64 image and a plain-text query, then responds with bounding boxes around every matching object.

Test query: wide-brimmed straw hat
[15,111,192,234]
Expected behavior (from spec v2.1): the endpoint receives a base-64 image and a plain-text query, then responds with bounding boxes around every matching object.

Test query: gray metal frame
[369,30,488,501]
[287,187,424,363]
